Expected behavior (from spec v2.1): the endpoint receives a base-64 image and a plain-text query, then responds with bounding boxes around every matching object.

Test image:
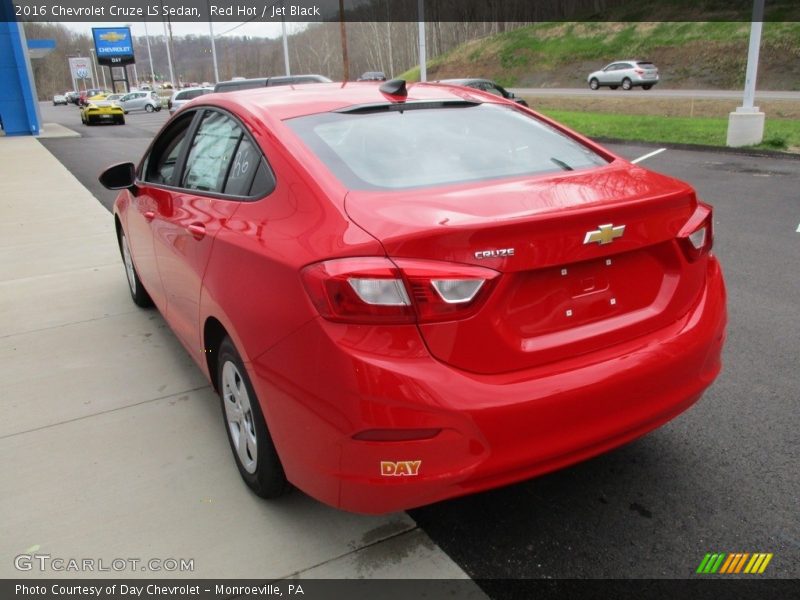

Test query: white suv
[587,60,660,91]
[168,87,214,115]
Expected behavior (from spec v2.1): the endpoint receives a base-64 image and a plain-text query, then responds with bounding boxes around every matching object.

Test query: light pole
[88,48,105,89]
[143,18,155,83]
[162,16,176,85]
[726,0,765,147]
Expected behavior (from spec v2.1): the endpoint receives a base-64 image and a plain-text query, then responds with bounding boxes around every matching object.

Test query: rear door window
[181,111,242,193]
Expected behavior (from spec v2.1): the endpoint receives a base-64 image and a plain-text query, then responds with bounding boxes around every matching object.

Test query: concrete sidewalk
[0,136,484,588]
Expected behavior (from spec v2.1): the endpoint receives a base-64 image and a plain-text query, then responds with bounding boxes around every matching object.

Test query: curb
[592,137,800,161]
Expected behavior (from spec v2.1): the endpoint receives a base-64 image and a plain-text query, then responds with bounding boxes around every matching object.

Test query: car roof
[203,81,498,121]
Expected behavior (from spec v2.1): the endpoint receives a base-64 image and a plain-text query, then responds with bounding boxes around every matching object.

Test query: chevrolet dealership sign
[92,27,135,66]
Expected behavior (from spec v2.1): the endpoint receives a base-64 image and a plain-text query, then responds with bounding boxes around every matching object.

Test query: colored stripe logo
[696,552,773,574]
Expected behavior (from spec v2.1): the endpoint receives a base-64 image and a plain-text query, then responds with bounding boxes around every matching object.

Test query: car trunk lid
[345,163,705,374]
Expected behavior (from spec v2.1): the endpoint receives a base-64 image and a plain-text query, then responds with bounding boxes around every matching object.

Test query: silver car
[587,60,659,91]
[168,87,214,115]
[118,91,162,113]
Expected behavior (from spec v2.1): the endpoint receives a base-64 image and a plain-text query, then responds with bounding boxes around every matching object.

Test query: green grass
[494,21,800,73]
[539,110,800,152]
[420,19,800,88]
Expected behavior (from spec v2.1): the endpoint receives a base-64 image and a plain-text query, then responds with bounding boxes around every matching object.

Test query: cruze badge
[584,224,626,245]
[474,248,515,259]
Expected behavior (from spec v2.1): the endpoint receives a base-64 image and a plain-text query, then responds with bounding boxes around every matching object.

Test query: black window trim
[136,105,276,202]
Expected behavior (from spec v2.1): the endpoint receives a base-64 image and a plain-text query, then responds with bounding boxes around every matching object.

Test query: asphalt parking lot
[19,101,800,581]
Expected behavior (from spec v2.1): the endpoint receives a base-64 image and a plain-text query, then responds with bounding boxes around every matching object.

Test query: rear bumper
[632,74,660,86]
[250,257,726,514]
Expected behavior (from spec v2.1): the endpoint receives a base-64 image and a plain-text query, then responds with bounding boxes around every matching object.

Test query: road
[36,101,800,582]
[38,101,170,210]
[511,87,800,101]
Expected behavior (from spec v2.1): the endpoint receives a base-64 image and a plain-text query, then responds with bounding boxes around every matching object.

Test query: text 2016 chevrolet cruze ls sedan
[100,80,726,514]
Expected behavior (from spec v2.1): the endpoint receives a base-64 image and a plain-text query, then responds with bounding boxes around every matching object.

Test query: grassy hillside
[401,22,800,90]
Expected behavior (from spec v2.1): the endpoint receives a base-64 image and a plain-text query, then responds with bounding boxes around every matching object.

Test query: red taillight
[635,68,644,74]
[301,257,499,324]
[678,204,714,262]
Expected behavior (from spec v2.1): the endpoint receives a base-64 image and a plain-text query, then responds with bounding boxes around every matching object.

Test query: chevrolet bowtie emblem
[99,32,127,42]
[583,224,626,245]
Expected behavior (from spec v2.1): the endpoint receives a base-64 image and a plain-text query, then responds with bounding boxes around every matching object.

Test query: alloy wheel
[222,361,258,474]
[121,233,137,295]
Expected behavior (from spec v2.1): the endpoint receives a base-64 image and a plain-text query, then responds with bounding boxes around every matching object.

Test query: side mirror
[99,162,136,190]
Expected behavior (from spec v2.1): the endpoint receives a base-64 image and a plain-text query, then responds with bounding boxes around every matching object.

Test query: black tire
[589,78,599,90]
[622,78,632,91]
[610,85,619,90]
[118,229,153,307]
[155,106,162,112]
[643,84,653,90]
[116,116,125,125]
[217,336,290,499]
[145,104,154,113]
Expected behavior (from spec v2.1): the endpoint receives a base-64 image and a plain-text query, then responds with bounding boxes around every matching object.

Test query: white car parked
[118,91,162,113]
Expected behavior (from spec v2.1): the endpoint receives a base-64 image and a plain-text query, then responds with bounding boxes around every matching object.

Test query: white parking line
[631,148,667,164]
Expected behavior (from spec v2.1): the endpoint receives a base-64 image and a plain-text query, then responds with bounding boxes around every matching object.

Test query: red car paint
[113,82,726,514]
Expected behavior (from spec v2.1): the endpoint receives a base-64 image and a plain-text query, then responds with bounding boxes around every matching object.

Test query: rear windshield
[636,62,656,68]
[286,103,607,190]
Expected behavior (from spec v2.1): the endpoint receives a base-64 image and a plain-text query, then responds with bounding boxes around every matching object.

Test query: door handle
[144,211,155,222]
[187,223,206,240]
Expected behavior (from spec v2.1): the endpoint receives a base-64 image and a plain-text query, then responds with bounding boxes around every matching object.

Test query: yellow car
[80,101,125,125]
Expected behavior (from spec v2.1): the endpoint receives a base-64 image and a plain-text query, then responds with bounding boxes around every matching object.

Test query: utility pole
[207,0,219,83]
[418,0,426,82]
[281,3,290,76]
[339,0,349,81]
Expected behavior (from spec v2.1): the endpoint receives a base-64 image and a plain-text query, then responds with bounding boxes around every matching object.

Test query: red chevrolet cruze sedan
[100,81,726,514]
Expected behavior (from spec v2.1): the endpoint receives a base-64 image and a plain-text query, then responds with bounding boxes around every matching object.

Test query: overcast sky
[63,20,304,39]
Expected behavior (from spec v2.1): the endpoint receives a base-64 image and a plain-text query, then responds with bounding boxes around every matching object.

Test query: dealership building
[0,0,48,135]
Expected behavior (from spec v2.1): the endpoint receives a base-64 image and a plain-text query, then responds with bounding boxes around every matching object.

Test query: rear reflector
[353,428,441,441]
